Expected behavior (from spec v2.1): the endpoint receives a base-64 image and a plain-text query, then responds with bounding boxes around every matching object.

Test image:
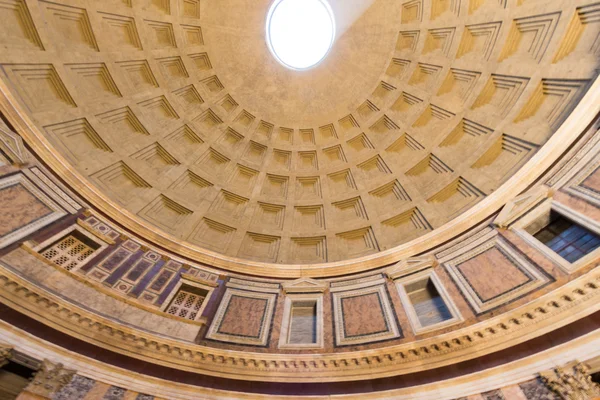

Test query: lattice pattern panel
[40,234,96,271]
[166,289,205,320]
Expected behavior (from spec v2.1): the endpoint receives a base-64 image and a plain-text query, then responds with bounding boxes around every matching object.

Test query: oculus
[266,0,335,70]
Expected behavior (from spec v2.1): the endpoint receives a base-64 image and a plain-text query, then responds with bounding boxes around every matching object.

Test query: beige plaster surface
[0,0,599,273]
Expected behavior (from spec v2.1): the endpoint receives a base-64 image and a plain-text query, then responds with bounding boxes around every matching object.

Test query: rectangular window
[40,229,101,271]
[166,285,208,321]
[405,278,453,327]
[288,301,317,345]
[0,360,35,400]
[395,270,462,334]
[279,294,323,348]
[510,199,600,273]
[529,211,600,263]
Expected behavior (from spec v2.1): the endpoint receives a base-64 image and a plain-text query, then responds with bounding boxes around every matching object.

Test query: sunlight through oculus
[266,0,335,70]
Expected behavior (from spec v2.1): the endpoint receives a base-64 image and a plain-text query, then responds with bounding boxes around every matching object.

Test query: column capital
[0,344,13,368]
[540,360,600,400]
[25,359,76,398]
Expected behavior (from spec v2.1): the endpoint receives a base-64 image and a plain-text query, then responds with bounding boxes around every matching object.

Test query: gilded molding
[0,262,598,382]
[0,320,599,400]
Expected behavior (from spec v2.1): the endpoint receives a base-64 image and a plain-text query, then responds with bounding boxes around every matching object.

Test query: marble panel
[206,287,276,346]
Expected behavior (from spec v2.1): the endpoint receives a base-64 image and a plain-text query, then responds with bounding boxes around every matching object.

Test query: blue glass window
[533,211,600,263]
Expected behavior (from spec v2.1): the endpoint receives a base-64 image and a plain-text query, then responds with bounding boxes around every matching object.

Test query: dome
[1,0,598,278]
[0,0,599,398]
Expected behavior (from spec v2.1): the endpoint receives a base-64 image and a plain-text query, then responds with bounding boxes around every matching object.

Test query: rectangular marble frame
[205,287,277,346]
[278,293,324,349]
[0,173,67,249]
[443,234,550,314]
[394,268,463,335]
[332,284,400,346]
[511,198,600,273]
[23,167,82,213]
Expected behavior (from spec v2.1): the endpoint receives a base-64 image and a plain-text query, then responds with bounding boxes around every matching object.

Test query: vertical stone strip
[52,375,95,400]
[102,386,126,400]
[135,394,154,400]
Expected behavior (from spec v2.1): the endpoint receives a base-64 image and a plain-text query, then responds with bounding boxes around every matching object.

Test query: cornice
[0,320,598,400]
[0,76,598,278]
[0,262,598,383]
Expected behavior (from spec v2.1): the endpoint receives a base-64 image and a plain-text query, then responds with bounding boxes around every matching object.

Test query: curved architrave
[0,260,598,383]
[1,72,599,278]
[0,319,599,400]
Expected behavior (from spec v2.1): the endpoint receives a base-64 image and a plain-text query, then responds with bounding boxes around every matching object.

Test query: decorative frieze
[0,262,598,381]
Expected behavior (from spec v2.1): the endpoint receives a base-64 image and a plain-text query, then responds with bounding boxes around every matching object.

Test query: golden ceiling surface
[0,0,599,273]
